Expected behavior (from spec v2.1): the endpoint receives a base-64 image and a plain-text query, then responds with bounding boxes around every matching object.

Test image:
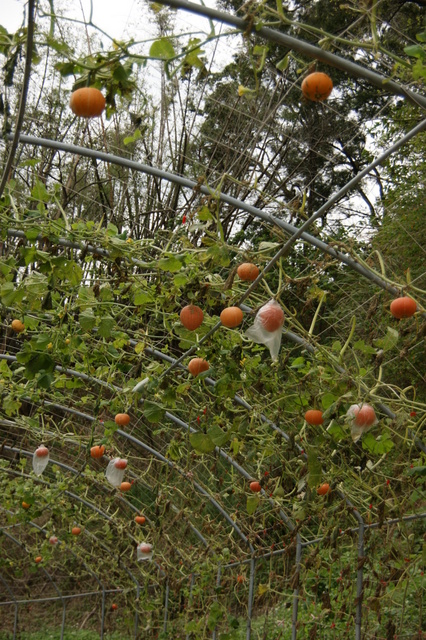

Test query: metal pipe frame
[154,0,426,110]
[0,574,18,639]
[2,127,423,299]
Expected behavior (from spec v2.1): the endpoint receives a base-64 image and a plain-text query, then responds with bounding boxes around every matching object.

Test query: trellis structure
[0,0,425,638]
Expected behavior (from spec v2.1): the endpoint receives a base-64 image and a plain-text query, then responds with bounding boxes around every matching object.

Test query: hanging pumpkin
[220,306,243,328]
[180,304,204,330]
[188,358,209,377]
[69,87,106,117]
[301,72,333,102]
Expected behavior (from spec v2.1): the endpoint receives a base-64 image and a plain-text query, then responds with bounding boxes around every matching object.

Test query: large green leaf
[143,401,165,423]
[246,494,260,515]
[189,432,216,453]
[149,38,175,60]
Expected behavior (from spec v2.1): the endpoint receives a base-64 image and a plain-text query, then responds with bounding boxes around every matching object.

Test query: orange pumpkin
[301,72,333,102]
[350,404,377,428]
[180,305,204,331]
[390,297,417,319]
[258,304,284,332]
[114,458,128,470]
[120,481,132,492]
[220,306,243,328]
[249,481,262,493]
[317,483,331,496]
[188,358,209,377]
[115,413,130,426]
[69,87,105,117]
[90,445,105,459]
[304,410,324,425]
[71,527,81,536]
[135,515,146,525]
[111,603,118,611]
[11,319,25,333]
[237,263,259,281]
[35,556,42,564]
[22,501,30,509]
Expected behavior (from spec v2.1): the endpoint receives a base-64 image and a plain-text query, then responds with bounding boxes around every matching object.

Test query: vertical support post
[212,565,222,640]
[355,520,365,640]
[291,534,302,640]
[134,583,140,639]
[185,574,195,640]
[60,600,66,640]
[246,557,256,640]
[100,587,106,640]
[163,578,170,634]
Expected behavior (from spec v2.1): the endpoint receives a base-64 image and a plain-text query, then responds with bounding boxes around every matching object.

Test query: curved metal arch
[2,126,425,300]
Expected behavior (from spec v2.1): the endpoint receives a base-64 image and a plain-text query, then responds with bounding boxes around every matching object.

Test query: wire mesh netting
[0,0,425,638]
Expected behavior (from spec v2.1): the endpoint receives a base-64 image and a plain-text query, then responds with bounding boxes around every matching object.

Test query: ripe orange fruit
[301,72,333,101]
[237,575,245,584]
[390,297,417,319]
[114,458,128,470]
[188,358,209,377]
[249,481,262,493]
[317,483,331,496]
[35,445,49,457]
[304,410,324,425]
[180,304,204,331]
[71,527,81,536]
[115,413,130,426]
[69,87,105,117]
[22,501,30,509]
[111,603,118,611]
[49,536,58,545]
[35,556,42,563]
[237,263,259,281]
[220,307,243,328]
[90,445,105,459]
[11,319,25,333]
[135,515,146,525]
[258,304,284,332]
[120,481,132,492]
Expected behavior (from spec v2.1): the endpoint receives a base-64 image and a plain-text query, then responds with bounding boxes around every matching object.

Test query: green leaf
[31,180,50,203]
[321,393,336,410]
[353,340,377,354]
[374,327,399,352]
[98,316,115,339]
[149,38,175,60]
[207,424,230,447]
[404,44,425,59]
[189,432,216,453]
[307,447,322,488]
[246,494,260,515]
[198,205,213,221]
[362,431,394,455]
[79,308,96,331]
[143,400,165,423]
[25,228,41,241]
[276,54,289,72]
[157,256,182,272]
[173,273,188,288]
[133,289,153,305]
[407,466,426,476]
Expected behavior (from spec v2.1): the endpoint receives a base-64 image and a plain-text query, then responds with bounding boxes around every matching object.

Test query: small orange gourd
[220,307,243,328]
[259,304,284,332]
[390,297,417,319]
[249,481,262,493]
[11,319,25,333]
[90,445,105,459]
[180,305,204,331]
[69,87,105,117]
[237,263,259,281]
[115,413,130,426]
[35,556,42,564]
[317,483,331,496]
[304,410,324,425]
[71,527,81,536]
[188,358,209,377]
[120,481,132,492]
[301,72,333,102]
[135,515,146,525]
